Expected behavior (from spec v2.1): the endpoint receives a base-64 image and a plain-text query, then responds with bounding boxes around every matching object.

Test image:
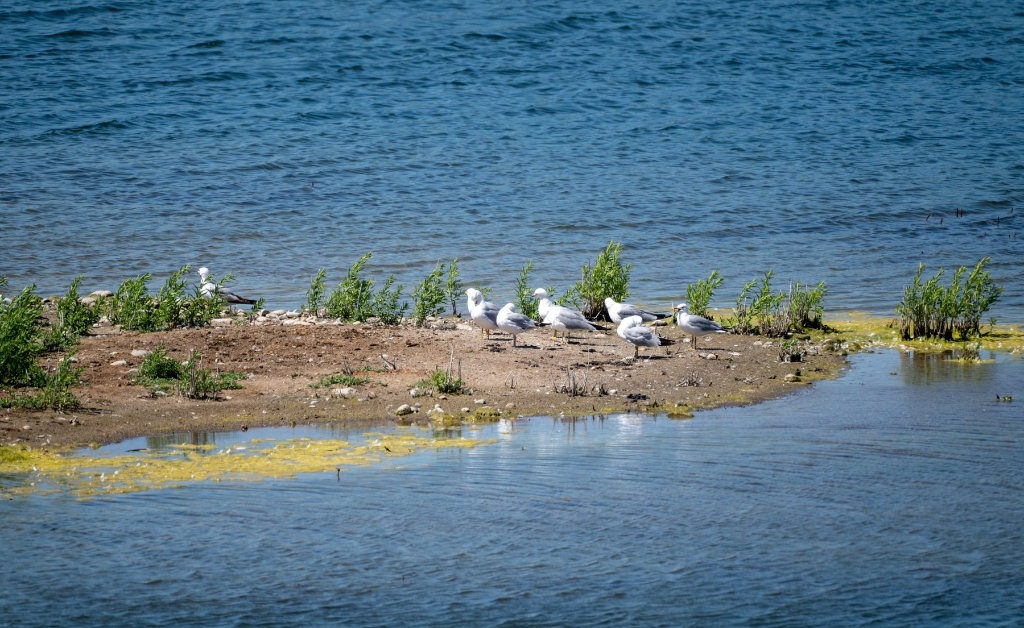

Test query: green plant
[0,284,46,388]
[141,345,183,379]
[750,270,789,337]
[178,350,242,399]
[685,270,723,320]
[412,263,447,326]
[515,261,540,320]
[370,275,407,325]
[248,298,267,323]
[305,269,328,316]
[108,266,226,332]
[445,258,464,317]
[729,279,758,334]
[44,276,100,350]
[325,254,375,321]
[790,281,828,331]
[310,374,370,388]
[895,257,1003,340]
[568,241,632,319]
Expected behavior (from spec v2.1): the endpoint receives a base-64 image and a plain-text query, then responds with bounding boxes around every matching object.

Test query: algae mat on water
[0,431,496,499]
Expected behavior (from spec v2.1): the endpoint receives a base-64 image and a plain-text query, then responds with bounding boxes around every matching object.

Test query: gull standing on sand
[531,288,607,343]
[496,303,535,347]
[198,267,257,306]
[604,297,671,324]
[465,288,500,338]
[674,302,725,350]
[617,315,674,359]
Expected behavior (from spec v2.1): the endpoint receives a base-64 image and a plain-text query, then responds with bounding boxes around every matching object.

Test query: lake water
[2,0,1023,314]
[2,350,1023,625]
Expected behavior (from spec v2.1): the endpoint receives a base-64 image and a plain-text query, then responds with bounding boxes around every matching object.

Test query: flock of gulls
[466,288,726,358]
[195,267,725,359]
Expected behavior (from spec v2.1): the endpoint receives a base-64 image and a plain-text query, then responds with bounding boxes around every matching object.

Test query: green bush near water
[685,270,723,320]
[728,270,828,337]
[309,254,409,324]
[895,257,1002,340]
[565,241,632,319]
[107,265,227,332]
[412,262,447,326]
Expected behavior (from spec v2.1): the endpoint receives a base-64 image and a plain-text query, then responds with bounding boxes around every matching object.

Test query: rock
[259,309,270,316]
[79,297,97,307]
[270,309,286,316]
[366,317,381,325]
[368,392,377,399]
[394,404,413,416]
[701,353,718,360]
[474,399,486,405]
[461,407,470,413]
[211,318,234,326]
[608,389,618,395]
[332,387,357,398]
[413,403,422,409]
[784,373,800,382]
[69,357,79,363]
[110,360,127,367]
[285,311,300,318]
[505,403,515,409]
[98,316,109,324]
[282,319,310,326]
[131,349,150,358]
[456,324,474,331]
[256,316,270,323]
[88,290,113,298]
[410,387,430,398]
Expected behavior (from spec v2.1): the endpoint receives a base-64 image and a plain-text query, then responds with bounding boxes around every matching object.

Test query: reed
[895,257,1002,340]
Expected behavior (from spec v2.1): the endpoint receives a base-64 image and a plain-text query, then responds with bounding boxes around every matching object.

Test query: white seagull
[531,288,607,343]
[496,303,536,347]
[674,302,725,350]
[198,267,258,305]
[617,315,674,359]
[604,297,672,324]
[465,288,500,338]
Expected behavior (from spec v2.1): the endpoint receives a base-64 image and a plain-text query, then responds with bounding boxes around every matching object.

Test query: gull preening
[616,315,674,359]
[674,302,725,350]
[496,303,536,347]
[604,297,671,324]
[198,267,257,306]
[465,288,500,338]
[531,288,607,343]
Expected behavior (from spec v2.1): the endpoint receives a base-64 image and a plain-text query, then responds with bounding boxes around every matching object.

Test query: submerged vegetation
[894,257,1003,340]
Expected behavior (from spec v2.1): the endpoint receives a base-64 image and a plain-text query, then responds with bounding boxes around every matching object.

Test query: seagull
[604,297,672,324]
[496,303,536,347]
[674,303,725,350]
[198,267,257,306]
[617,315,674,359]
[465,288,500,338]
[531,288,607,343]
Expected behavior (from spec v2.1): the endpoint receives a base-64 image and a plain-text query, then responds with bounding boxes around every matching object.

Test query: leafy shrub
[178,350,243,399]
[46,276,100,350]
[140,345,183,380]
[108,266,225,332]
[310,374,370,388]
[412,263,446,326]
[790,281,828,331]
[325,254,374,321]
[568,241,632,319]
[895,257,1003,340]
[515,261,540,320]
[729,271,828,338]
[0,284,45,387]
[445,258,464,317]
[306,269,327,315]
[413,368,463,395]
[685,270,723,320]
[371,276,407,325]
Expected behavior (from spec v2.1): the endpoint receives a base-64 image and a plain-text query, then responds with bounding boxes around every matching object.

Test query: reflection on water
[2,351,1022,626]
[898,350,997,387]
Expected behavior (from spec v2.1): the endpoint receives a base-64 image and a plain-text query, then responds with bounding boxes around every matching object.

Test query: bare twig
[380,353,397,371]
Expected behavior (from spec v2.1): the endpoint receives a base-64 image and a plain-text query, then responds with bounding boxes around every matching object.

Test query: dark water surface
[1,0,1023,313]
[2,350,1023,626]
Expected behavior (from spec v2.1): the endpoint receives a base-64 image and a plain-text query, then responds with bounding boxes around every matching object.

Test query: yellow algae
[0,432,496,498]
[822,313,1024,356]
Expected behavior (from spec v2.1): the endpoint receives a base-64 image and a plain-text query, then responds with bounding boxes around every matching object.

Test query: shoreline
[3,311,1020,452]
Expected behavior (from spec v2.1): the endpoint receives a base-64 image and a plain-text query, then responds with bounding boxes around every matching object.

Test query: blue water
[2,350,1023,625]
[2,0,1022,313]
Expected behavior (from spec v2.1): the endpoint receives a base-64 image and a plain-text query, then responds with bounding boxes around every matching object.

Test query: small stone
[413,403,422,409]
[368,392,377,399]
[702,353,718,360]
[461,407,470,413]
[211,318,233,326]
[438,395,447,400]
[88,290,113,298]
[110,360,127,367]
[259,309,270,316]
[256,316,270,323]
[270,309,286,316]
[285,311,300,318]
[784,373,799,382]
[131,349,150,358]
[474,399,486,405]
[79,297,97,306]
[505,403,514,409]
[609,389,618,395]
[394,404,413,416]
[332,387,357,398]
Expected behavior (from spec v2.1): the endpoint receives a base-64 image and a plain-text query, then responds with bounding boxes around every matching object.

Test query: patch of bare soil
[2,319,846,449]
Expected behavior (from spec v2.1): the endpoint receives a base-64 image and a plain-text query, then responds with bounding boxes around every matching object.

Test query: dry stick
[503,371,516,390]
[380,353,396,371]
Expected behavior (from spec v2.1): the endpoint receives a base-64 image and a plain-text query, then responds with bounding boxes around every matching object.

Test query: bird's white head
[465,288,482,305]
[619,315,643,329]
[531,288,548,299]
[499,302,515,313]
[604,297,618,308]
[674,303,688,312]
[198,267,210,281]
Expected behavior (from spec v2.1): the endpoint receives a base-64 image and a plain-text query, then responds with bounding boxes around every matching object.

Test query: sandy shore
[1,312,852,450]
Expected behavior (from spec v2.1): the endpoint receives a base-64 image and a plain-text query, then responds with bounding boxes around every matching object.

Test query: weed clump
[179,350,244,399]
[728,270,828,337]
[47,276,101,350]
[107,266,226,332]
[412,262,447,326]
[310,255,408,324]
[895,257,1003,340]
[515,261,541,320]
[444,258,464,317]
[686,270,723,320]
[566,241,632,319]
[311,374,371,388]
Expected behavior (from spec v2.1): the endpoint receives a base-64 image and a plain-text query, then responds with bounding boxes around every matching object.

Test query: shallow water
[2,0,1023,313]
[2,350,1022,625]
